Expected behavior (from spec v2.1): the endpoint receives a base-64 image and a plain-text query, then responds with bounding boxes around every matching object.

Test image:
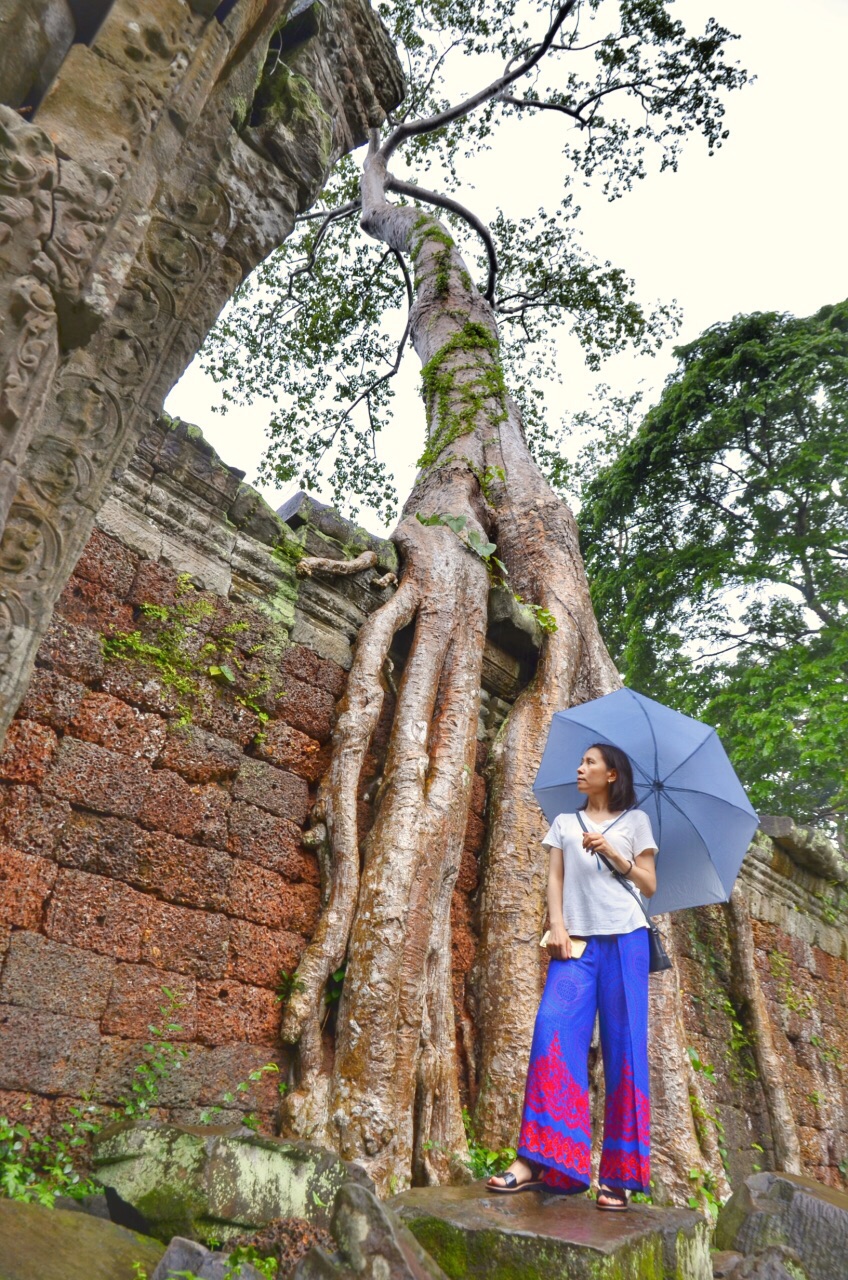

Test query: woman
[487,742,657,1210]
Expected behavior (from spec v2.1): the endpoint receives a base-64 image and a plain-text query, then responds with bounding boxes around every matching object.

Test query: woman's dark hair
[584,742,636,812]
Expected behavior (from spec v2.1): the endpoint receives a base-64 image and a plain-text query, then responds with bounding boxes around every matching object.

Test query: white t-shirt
[542,809,658,937]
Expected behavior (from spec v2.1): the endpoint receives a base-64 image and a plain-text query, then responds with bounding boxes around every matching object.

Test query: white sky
[166,0,848,534]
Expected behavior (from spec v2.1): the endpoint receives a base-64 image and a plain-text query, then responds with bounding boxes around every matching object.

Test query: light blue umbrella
[533,687,759,916]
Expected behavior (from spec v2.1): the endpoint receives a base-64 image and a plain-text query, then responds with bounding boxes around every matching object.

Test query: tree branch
[380,0,580,162]
[385,176,497,301]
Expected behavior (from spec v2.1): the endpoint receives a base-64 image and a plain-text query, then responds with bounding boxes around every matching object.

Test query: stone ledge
[392,1182,712,1280]
[758,816,848,884]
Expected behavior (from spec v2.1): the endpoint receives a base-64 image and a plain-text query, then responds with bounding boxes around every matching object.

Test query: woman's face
[576,748,615,796]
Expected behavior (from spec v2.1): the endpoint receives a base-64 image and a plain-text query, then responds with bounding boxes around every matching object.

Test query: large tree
[203,0,748,1195]
[572,303,848,832]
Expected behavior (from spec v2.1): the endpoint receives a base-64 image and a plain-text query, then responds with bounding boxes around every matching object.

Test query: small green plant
[0,1110,100,1206]
[275,969,306,1004]
[119,989,190,1118]
[199,1063,280,1125]
[415,512,557,632]
[686,1167,722,1218]
[105,580,279,727]
[686,1046,716,1083]
[461,1107,516,1179]
[323,965,347,1015]
[225,1246,277,1279]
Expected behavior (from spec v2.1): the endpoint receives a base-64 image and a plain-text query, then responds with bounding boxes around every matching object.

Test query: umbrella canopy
[533,687,759,916]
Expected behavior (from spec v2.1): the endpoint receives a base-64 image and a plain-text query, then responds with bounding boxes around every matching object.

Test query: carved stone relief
[0,0,403,740]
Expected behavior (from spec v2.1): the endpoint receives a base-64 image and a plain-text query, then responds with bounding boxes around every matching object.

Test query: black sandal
[596,1186,629,1211]
[486,1162,545,1194]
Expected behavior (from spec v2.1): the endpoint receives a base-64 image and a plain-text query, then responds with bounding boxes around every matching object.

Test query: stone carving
[0,0,403,739]
[0,110,59,529]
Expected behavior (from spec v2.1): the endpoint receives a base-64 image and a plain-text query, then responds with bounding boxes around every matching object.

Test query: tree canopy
[572,302,848,829]
[203,0,747,523]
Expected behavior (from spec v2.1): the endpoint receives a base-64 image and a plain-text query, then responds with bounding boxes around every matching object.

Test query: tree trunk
[279,143,714,1200]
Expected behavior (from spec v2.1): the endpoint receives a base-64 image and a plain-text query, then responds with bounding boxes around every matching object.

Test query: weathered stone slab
[715,1172,848,1280]
[0,1196,163,1280]
[93,1120,373,1245]
[392,1182,712,1280]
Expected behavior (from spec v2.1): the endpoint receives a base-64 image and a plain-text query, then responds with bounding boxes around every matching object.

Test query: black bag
[575,810,672,975]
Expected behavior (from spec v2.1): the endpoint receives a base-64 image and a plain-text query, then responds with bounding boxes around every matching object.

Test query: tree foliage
[201,0,747,521]
[572,302,848,828]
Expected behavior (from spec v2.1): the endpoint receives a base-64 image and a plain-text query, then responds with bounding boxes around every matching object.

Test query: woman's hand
[545,922,572,960]
[581,831,628,873]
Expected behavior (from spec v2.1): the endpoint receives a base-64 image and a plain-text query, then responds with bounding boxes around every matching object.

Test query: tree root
[296,550,378,577]
[725,885,801,1172]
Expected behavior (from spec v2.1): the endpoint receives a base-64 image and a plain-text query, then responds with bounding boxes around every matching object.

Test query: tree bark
[725,885,801,1173]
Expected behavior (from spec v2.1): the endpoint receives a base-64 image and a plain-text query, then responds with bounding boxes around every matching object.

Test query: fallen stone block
[151,1236,265,1279]
[392,1181,712,1280]
[0,1195,163,1280]
[715,1172,848,1280]
[93,1119,373,1245]
[293,1182,448,1279]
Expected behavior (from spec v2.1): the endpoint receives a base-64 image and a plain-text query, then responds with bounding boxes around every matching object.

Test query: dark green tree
[575,302,848,828]
[201,0,748,1197]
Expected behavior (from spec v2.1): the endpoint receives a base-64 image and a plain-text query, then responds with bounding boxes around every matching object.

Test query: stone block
[43,738,150,820]
[280,645,346,698]
[45,869,149,961]
[69,692,168,761]
[99,657,181,717]
[227,801,317,881]
[195,979,281,1046]
[142,900,230,978]
[470,773,486,819]
[35,617,105,683]
[15,668,86,731]
[0,783,71,856]
[156,723,243,783]
[73,527,139,599]
[463,810,485,855]
[102,964,197,1040]
[55,811,145,876]
[93,1121,373,1244]
[139,771,230,846]
[715,1172,848,1280]
[296,1183,449,1280]
[228,861,320,933]
[130,559,180,609]
[252,721,329,783]
[0,1005,100,1094]
[228,920,307,988]
[0,1196,164,1280]
[456,846,479,894]
[57,576,135,636]
[0,932,114,1018]
[137,831,234,912]
[0,719,58,786]
[278,676,336,742]
[191,677,261,746]
[0,844,57,928]
[394,1182,712,1280]
[232,758,311,825]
